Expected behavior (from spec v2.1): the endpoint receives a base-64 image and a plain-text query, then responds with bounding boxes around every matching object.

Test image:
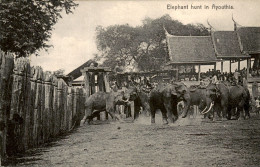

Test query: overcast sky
[29,0,260,74]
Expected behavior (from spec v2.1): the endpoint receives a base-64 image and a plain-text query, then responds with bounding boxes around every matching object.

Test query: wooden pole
[247,58,250,79]
[103,72,110,120]
[198,65,201,81]
[230,60,232,73]
[214,63,216,71]
[221,61,224,73]
[238,59,241,71]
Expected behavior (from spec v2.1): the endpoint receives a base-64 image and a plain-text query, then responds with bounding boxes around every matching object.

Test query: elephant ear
[171,87,178,96]
[175,84,187,95]
[162,85,176,97]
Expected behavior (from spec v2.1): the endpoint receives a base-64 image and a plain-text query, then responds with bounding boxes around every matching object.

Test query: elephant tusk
[200,106,207,114]
[201,102,214,115]
[122,99,129,103]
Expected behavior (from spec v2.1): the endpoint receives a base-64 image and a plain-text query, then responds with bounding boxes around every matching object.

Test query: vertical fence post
[63,85,68,131]
[52,76,58,136]
[67,87,73,130]
[29,67,36,148]
[23,60,31,151]
[0,51,14,165]
[43,72,52,142]
[33,67,43,146]
[57,79,63,134]
[72,88,78,127]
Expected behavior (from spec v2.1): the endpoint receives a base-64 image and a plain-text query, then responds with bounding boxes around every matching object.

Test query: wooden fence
[0,53,85,165]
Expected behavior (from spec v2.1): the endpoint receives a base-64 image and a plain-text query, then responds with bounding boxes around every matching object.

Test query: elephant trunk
[181,96,191,118]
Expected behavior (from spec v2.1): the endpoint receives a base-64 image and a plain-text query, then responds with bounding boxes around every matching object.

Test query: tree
[0,0,78,57]
[95,14,209,72]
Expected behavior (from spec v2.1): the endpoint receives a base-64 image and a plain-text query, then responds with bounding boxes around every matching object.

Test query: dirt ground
[9,112,260,167]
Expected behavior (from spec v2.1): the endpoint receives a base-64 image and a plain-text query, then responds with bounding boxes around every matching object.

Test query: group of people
[201,68,248,86]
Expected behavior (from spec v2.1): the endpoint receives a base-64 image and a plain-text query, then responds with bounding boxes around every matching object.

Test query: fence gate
[81,67,111,120]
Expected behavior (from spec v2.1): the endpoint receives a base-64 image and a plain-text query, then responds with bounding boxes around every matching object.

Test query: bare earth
[10,113,260,167]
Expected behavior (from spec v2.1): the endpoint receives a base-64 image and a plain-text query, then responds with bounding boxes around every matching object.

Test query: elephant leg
[172,104,178,122]
[134,102,140,120]
[160,106,169,125]
[107,106,124,123]
[92,111,101,120]
[143,103,151,117]
[244,102,251,119]
[80,108,92,126]
[226,105,232,120]
[150,103,156,124]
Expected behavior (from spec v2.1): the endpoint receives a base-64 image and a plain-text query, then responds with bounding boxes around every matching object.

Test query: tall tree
[0,0,78,57]
[95,14,209,72]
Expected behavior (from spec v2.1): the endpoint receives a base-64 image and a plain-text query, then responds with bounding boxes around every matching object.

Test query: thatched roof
[166,35,217,65]
[236,27,260,54]
[212,31,250,59]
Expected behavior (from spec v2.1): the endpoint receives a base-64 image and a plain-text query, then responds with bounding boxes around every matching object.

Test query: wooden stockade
[0,54,85,165]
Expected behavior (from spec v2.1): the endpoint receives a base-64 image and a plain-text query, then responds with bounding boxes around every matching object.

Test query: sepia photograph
[0,0,260,166]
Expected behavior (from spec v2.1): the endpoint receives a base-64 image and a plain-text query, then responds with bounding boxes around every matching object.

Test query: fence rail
[0,53,85,165]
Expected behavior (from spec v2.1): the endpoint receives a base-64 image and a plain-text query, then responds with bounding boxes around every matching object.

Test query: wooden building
[235,26,260,82]
[211,31,250,73]
[165,32,218,81]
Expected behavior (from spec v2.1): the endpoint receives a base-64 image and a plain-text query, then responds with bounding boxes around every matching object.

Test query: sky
[29,0,260,74]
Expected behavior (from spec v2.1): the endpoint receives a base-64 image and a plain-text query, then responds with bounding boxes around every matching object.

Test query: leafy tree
[95,14,209,72]
[0,0,78,57]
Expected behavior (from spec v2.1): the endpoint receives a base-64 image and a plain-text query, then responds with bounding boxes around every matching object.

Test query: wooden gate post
[81,67,111,121]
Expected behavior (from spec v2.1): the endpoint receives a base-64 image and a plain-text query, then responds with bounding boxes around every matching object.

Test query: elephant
[182,85,212,118]
[149,82,191,124]
[205,82,250,120]
[80,89,129,126]
[127,85,151,120]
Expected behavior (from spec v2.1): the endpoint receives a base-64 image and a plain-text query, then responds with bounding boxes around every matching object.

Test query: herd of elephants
[80,80,251,126]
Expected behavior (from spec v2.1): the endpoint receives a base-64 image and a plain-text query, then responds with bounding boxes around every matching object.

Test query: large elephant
[80,89,129,126]
[206,82,250,120]
[182,85,212,118]
[149,83,191,124]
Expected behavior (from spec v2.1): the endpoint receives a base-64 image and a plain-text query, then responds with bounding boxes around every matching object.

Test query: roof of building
[211,31,250,59]
[236,27,260,54]
[166,35,218,65]
[66,59,98,80]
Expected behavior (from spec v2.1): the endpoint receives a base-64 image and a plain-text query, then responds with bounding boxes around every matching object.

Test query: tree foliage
[95,14,209,72]
[0,0,78,57]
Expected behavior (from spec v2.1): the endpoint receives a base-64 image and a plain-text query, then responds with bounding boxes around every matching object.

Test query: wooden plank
[33,67,43,146]
[23,61,31,150]
[67,87,73,130]
[72,88,78,127]
[52,76,58,136]
[43,72,52,142]
[57,79,63,134]
[0,51,14,165]
[104,72,110,93]
[63,85,68,131]
[83,73,90,98]
[28,67,36,148]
